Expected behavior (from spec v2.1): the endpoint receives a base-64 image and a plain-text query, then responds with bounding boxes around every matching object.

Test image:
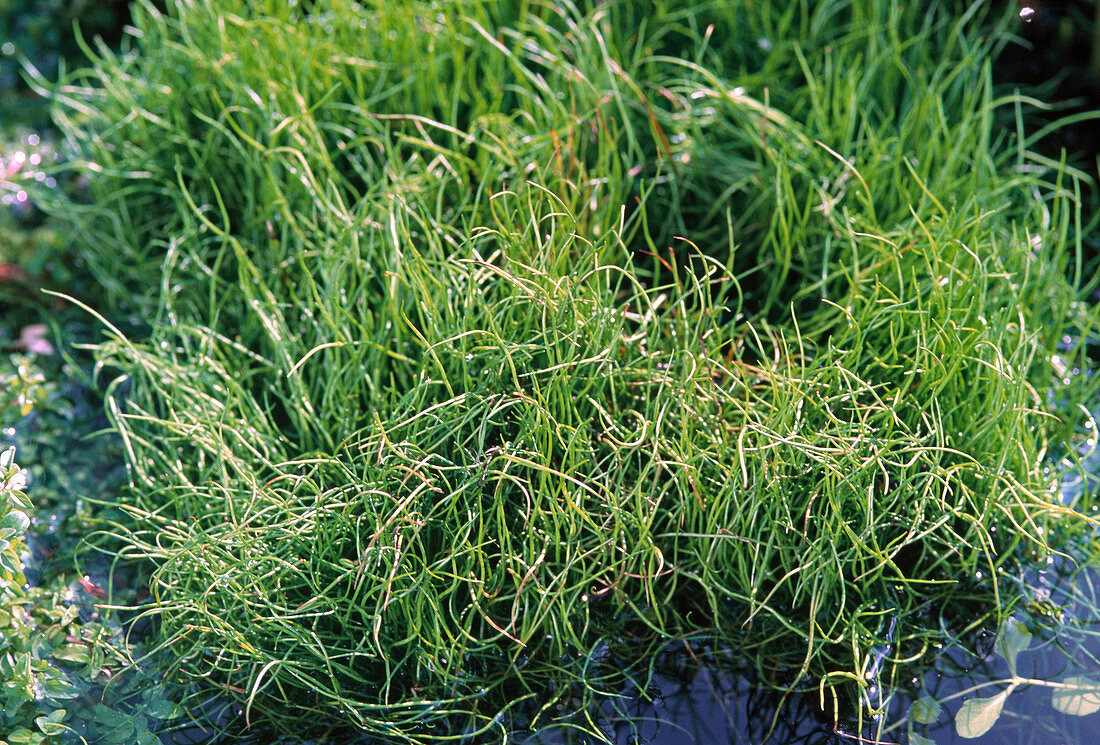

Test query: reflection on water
[156,642,852,745]
[887,560,1100,745]
[512,563,1100,745]
[882,406,1100,745]
[523,646,846,745]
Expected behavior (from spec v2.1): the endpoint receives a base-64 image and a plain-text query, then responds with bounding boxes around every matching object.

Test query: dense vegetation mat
[38,0,1100,740]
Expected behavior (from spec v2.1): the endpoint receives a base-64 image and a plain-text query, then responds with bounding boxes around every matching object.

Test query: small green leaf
[996,619,1031,675]
[52,644,91,665]
[101,721,135,745]
[6,728,44,745]
[908,733,938,745]
[58,605,79,626]
[1051,676,1100,716]
[910,695,942,724]
[0,548,23,573]
[955,689,1010,739]
[0,510,30,534]
[142,689,183,719]
[94,703,133,727]
[40,676,78,700]
[34,713,67,736]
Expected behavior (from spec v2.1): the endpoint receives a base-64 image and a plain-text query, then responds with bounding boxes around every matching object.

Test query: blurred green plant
[0,355,50,419]
[0,0,131,95]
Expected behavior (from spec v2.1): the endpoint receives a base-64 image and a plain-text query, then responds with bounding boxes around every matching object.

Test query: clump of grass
[40,0,1100,740]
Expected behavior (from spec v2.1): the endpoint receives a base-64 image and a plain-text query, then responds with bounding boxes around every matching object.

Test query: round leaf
[955,689,1010,739]
[35,714,67,736]
[1051,676,1100,717]
[910,695,943,725]
[0,509,30,534]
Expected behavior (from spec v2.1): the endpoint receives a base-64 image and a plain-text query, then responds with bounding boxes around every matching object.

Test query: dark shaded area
[998,1,1100,280]
[999,1,1099,160]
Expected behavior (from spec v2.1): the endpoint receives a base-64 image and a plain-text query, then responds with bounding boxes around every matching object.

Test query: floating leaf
[43,709,66,724]
[141,688,185,720]
[908,733,938,745]
[1051,676,1100,717]
[996,619,1031,675]
[955,689,1011,739]
[910,695,942,724]
[95,703,135,727]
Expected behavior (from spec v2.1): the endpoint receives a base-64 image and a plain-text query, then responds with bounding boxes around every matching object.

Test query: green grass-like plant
[36,0,1100,740]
